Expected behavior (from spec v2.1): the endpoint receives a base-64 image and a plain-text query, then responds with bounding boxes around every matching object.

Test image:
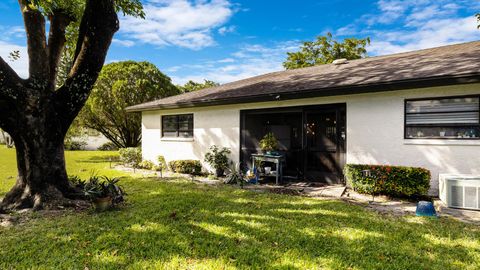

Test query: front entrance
[304,106,346,183]
[240,103,346,183]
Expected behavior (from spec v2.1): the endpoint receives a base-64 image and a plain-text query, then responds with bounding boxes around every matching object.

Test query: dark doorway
[304,106,346,183]
[240,103,346,183]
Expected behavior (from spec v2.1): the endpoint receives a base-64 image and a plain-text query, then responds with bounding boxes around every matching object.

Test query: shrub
[204,146,231,170]
[119,148,142,168]
[65,140,87,151]
[169,160,202,175]
[344,164,430,197]
[156,156,167,171]
[138,160,155,170]
[98,142,119,151]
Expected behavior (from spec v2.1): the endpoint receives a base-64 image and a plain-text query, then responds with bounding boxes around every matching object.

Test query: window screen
[162,114,194,138]
[405,96,480,139]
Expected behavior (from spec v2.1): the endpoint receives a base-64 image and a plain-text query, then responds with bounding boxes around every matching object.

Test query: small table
[251,154,284,185]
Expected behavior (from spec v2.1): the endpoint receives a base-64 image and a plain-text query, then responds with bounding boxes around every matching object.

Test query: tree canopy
[178,80,220,93]
[81,61,180,148]
[283,32,370,70]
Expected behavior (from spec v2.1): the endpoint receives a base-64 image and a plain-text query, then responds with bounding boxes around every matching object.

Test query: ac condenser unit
[439,174,480,210]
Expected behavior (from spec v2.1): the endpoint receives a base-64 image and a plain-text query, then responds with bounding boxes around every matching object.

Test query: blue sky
[0,0,479,84]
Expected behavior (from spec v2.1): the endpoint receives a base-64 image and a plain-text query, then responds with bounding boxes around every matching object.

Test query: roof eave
[126,73,480,112]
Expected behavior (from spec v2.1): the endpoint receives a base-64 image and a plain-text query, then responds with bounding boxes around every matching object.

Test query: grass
[0,147,479,269]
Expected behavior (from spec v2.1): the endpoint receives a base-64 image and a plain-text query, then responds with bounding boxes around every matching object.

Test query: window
[405,95,480,139]
[162,114,194,138]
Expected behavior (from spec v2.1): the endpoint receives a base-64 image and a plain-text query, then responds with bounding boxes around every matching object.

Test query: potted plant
[224,163,246,188]
[204,146,231,177]
[84,176,125,211]
[259,132,278,155]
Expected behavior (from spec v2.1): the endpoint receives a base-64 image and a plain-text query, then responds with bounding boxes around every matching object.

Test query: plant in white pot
[204,146,231,177]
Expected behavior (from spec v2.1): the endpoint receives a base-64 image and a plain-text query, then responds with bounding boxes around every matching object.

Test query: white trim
[404,139,480,146]
[160,137,194,142]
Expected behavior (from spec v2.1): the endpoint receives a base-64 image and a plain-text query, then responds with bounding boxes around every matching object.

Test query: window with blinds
[405,96,480,139]
[162,114,194,138]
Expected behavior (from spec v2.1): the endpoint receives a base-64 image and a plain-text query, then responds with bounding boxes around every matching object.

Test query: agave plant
[83,176,125,206]
[224,164,246,188]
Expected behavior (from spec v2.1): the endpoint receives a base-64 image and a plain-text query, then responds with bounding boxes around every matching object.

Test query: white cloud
[218,58,235,63]
[1,26,25,41]
[120,0,234,50]
[0,41,28,78]
[369,17,480,55]
[0,25,28,78]
[170,41,299,84]
[112,39,136,47]
[336,0,480,56]
[218,25,236,35]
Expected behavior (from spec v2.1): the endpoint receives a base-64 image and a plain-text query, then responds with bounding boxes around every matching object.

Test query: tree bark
[0,0,118,211]
[0,89,80,211]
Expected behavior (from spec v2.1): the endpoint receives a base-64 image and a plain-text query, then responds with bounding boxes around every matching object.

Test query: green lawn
[0,147,479,269]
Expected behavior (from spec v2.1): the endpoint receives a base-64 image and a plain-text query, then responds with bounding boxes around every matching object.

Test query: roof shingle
[127,41,480,112]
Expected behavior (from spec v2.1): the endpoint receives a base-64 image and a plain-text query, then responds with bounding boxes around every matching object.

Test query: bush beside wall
[169,160,202,175]
[119,148,142,168]
[344,164,430,197]
[138,160,155,170]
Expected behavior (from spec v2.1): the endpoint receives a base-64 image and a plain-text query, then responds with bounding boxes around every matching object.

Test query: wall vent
[332,58,348,65]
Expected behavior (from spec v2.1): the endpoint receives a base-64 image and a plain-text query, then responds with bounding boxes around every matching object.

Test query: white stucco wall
[142,107,240,171]
[142,83,480,194]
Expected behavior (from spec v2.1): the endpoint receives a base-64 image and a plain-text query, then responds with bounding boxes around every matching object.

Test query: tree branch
[55,0,119,133]
[47,10,72,88]
[0,98,19,136]
[84,119,123,148]
[0,56,24,99]
[18,0,48,83]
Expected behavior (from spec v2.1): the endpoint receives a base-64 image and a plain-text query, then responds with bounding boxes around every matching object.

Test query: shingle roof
[127,41,480,112]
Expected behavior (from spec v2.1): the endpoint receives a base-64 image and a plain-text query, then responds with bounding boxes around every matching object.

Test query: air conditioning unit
[439,174,480,210]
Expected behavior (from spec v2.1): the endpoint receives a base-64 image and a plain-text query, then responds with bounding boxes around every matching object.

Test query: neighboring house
[0,130,14,147]
[84,134,111,150]
[127,41,480,195]
[76,134,111,151]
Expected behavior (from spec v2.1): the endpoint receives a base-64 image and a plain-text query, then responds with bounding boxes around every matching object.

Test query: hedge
[344,164,430,197]
[168,160,202,175]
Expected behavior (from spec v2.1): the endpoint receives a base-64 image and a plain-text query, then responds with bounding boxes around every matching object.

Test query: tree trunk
[0,0,118,212]
[0,116,80,211]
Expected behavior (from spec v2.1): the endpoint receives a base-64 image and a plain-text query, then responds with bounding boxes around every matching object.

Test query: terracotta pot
[93,197,112,211]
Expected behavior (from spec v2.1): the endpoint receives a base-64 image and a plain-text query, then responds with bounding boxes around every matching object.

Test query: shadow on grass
[1,178,479,269]
[75,155,120,164]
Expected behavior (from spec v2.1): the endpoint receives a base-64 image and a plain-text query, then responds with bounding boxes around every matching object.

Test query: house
[127,41,480,195]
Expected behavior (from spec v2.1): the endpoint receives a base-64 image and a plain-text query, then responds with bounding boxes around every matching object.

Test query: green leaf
[283,32,370,70]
